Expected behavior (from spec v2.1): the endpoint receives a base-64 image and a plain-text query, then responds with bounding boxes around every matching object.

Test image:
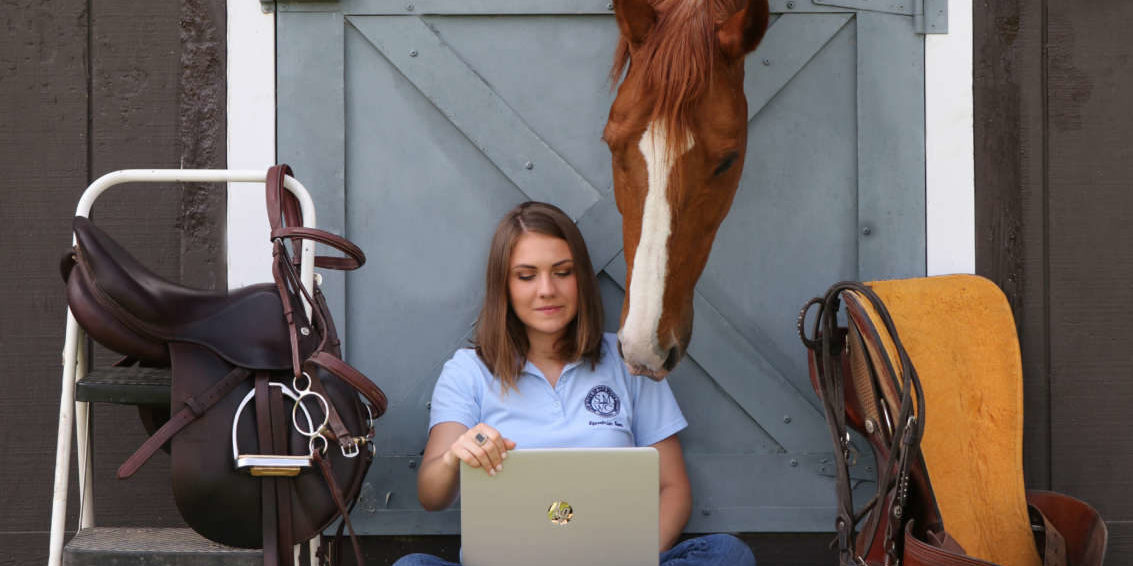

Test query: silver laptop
[460,447,659,566]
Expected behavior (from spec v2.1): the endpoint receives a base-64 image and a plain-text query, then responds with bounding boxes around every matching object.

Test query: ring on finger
[474,432,488,446]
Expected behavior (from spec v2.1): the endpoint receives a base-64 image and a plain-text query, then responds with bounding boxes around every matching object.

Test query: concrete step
[63,527,260,566]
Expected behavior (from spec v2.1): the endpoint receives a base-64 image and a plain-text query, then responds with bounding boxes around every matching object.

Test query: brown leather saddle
[800,275,1107,566]
[61,165,387,565]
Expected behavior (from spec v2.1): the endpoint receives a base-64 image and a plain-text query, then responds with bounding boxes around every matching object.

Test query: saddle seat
[64,216,296,370]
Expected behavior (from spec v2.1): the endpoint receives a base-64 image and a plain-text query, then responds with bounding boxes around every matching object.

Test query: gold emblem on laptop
[547,500,573,525]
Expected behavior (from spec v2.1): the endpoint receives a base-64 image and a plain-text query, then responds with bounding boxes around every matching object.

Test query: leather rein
[263,164,386,565]
[799,282,927,566]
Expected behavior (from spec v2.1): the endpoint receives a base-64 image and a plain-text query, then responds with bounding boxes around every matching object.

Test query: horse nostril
[616,340,625,360]
[662,346,680,372]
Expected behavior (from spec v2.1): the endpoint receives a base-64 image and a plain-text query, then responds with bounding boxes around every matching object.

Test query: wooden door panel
[278,2,926,533]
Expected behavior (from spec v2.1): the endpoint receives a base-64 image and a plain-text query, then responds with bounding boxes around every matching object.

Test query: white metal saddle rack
[49,169,321,566]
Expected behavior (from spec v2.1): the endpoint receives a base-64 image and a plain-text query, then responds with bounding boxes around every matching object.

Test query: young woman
[395,202,755,566]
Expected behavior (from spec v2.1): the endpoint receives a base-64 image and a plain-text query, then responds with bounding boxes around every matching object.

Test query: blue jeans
[391,534,755,566]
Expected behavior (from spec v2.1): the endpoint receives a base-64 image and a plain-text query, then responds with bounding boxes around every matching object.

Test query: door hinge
[812,0,947,34]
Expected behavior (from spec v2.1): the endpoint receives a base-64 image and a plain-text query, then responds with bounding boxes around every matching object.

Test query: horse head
[605,0,769,379]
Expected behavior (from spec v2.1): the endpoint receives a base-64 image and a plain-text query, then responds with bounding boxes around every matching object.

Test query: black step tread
[64,527,260,565]
[75,366,171,406]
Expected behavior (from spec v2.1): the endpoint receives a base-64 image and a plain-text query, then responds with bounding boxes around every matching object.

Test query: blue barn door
[275,0,939,534]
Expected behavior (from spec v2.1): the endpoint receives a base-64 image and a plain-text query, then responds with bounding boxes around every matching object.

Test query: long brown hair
[474,202,605,390]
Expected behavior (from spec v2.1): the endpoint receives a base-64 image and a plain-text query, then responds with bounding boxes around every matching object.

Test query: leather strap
[265,164,304,260]
[1027,490,1107,566]
[270,381,295,566]
[905,522,996,566]
[318,431,374,566]
[266,164,365,272]
[903,509,1068,566]
[256,375,281,566]
[271,242,307,379]
[117,366,252,479]
[271,237,384,449]
[305,352,388,417]
[265,164,300,231]
[271,238,359,448]
[271,227,366,271]
[314,451,365,566]
[1030,504,1068,566]
[799,283,928,565]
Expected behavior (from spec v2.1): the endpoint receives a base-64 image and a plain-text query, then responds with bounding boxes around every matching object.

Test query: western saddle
[800,275,1107,566]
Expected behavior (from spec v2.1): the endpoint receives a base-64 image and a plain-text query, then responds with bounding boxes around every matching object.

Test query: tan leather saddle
[61,165,387,565]
[800,275,1107,566]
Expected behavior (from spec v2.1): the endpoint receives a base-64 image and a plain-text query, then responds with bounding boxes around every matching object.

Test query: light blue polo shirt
[428,333,687,448]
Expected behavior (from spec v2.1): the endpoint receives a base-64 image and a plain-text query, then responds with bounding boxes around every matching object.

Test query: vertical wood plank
[87,0,187,528]
[976,1,1129,560]
[1046,0,1133,529]
[973,0,1051,490]
[0,0,90,539]
[0,1,226,562]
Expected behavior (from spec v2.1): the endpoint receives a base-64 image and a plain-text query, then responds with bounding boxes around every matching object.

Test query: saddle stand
[49,167,387,566]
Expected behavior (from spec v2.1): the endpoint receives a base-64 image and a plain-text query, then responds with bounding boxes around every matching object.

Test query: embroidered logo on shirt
[584,385,621,417]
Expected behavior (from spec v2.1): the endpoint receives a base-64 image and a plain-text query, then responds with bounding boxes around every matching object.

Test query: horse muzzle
[617,331,682,381]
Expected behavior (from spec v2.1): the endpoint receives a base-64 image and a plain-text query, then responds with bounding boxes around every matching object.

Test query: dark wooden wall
[0,1,225,564]
[975,0,1133,562]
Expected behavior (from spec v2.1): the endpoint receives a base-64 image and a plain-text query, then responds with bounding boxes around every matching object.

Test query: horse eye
[712,152,738,177]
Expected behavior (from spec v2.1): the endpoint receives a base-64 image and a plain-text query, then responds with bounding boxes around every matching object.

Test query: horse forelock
[610,0,745,158]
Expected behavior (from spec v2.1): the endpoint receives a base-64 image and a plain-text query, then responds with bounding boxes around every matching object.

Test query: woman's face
[507,232,579,343]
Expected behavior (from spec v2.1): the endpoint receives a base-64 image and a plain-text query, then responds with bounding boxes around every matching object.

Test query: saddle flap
[168,342,371,548]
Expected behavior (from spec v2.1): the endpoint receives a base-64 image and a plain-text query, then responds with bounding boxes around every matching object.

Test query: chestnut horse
[605,0,770,378]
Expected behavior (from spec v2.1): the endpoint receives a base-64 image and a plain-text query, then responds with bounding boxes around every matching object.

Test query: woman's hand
[418,422,517,510]
[443,423,517,476]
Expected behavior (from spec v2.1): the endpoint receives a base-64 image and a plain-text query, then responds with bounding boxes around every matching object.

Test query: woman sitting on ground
[394,201,755,566]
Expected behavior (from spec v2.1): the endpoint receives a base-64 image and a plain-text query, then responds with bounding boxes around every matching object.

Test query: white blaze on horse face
[620,121,694,371]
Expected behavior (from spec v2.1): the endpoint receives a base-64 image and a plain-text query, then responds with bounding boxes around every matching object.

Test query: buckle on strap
[341,440,360,458]
[836,518,851,551]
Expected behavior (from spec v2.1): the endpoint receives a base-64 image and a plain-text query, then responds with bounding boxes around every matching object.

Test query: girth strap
[117,365,252,479]
[270,377,295,566]
[255,373,300,566]
[256,375,282,566]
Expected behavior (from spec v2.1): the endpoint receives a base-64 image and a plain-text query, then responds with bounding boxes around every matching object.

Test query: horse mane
[610,0,745,152]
